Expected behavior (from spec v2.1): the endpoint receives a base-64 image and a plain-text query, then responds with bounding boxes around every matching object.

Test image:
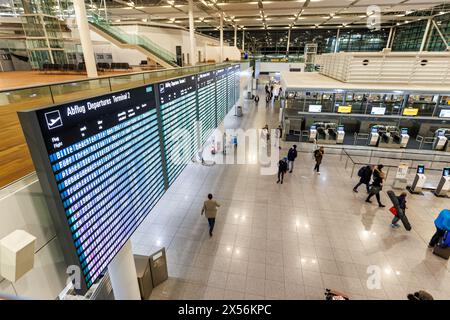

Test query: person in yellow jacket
[201,194,221,237]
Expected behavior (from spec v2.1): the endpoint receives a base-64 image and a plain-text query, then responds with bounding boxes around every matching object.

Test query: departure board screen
[18,85,165,291]
[234,64,240,104]
[216,68,228,123]
[227,66,235,113]
[197,71,216,144]
[159,75,198,186]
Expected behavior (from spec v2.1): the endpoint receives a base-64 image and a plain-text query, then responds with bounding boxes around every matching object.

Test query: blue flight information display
[19,85,165,292]
[197,71,216,144]
[216,68,227,123]
[227,66,236,113]
[159,75,198,186]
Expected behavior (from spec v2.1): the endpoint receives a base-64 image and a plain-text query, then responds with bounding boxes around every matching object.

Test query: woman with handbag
[365,164,386,207]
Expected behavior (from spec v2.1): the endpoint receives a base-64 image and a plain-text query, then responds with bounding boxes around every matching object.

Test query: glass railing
[0,62,237,188]
[89,15,178,67]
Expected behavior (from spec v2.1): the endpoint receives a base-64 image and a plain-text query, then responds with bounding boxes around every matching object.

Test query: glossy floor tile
[133,84,450,300]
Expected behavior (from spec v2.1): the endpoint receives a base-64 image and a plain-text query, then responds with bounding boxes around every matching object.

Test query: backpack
[358,166,366,177]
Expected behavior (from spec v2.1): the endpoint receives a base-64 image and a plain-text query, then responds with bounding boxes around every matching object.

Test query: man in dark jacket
[353,165,374,193]
[287,145,298,173]
[365,164,385,207]
[277,157,288,184]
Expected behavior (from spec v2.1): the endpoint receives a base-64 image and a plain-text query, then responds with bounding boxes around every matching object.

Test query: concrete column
[334,28,340,53]
[420,18,432,52]
[286,28,291,56]
[108,240,140,300]
[73,0,98,77]
[234,25,237,47]
[242,29,245,51]
[188,0,196,66]
[219,12,224,62]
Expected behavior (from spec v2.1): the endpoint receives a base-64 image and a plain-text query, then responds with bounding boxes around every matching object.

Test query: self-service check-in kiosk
[309,125,317,142]
[433,130,448,151]
[369,127,380,146]
[336,125,345,144]
[408,165,426,195]
[400,128,409,148]
[434,168,450,197]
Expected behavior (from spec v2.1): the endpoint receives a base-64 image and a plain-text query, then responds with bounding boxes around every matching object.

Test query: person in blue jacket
[429,208,450,247]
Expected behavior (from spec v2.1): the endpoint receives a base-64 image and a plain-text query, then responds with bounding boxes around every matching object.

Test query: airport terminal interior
[0,0,450,301]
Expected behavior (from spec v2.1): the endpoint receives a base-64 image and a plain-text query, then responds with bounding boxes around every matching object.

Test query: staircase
[88,17,179,68]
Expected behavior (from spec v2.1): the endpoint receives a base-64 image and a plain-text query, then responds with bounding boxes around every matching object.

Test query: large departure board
[216,68,227,124]
[18,85,165,292]
[197,71,216,145]
[159,75,198,186]
[234,64,240,105]
[227,66,236,113]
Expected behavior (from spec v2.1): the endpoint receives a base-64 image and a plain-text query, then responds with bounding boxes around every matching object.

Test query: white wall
[119,25,223,64]
[259,62,305,73]
[0,175,67,299]
[89,31,148,66]
[204,45,241,63]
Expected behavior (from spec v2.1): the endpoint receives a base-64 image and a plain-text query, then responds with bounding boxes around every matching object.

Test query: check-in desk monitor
[336,125,345,144]
[400,128,409,148]
[309,125,317,141]
[411,164,427,194]
[435,167,450,197]
[433,130,448,151]
[369,127,380,146]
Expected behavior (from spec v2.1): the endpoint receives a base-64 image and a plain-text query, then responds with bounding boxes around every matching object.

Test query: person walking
[254,95,259,105]
[265,84,269,95]
[277,157,288,184]
[201,194,221,237]
[353,165,374,193]
[390,192,407,228]
[313,146,324,174]
[429,208,450,248]
[365,164,386,207]
[287,145,298,173]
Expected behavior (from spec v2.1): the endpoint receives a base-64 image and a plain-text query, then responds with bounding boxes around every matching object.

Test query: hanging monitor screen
[439,109,450,118]
[308,105,322,113]
[370,107,386,115]
[18,85,165,292]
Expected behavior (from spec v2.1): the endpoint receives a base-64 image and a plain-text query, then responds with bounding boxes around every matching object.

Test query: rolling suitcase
[387,190,412,231]
[433,245,450,260]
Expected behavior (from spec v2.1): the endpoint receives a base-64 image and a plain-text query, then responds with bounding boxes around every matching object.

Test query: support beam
[334,28,340,53]
[242,29,245,51]
[420,18,432,52]
[73,0,98,77]
[219,12,224,62]
[188,0,196,66]
[431,19,450,50]
[286,28,291,56]
[234,25,237,47]
[385,27,393,49]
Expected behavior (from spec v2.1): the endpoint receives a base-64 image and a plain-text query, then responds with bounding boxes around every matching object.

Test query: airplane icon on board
[44,110,63,130]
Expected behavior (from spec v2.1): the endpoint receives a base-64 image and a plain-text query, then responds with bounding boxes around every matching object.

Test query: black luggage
[433,245,450,260]
[387,190,412,231]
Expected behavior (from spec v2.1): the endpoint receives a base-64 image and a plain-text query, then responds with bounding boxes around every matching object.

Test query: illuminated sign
[308,105,322,112]
[403,108,419,116]
[370,107,386,115]
[439,109,450,118]
[338,105,352,113]
[18,85,165,292]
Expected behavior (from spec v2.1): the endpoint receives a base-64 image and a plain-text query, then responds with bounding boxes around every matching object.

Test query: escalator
[88,16,179,68]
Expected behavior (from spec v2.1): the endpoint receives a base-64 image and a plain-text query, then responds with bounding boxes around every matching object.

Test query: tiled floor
[132,84,450,300]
